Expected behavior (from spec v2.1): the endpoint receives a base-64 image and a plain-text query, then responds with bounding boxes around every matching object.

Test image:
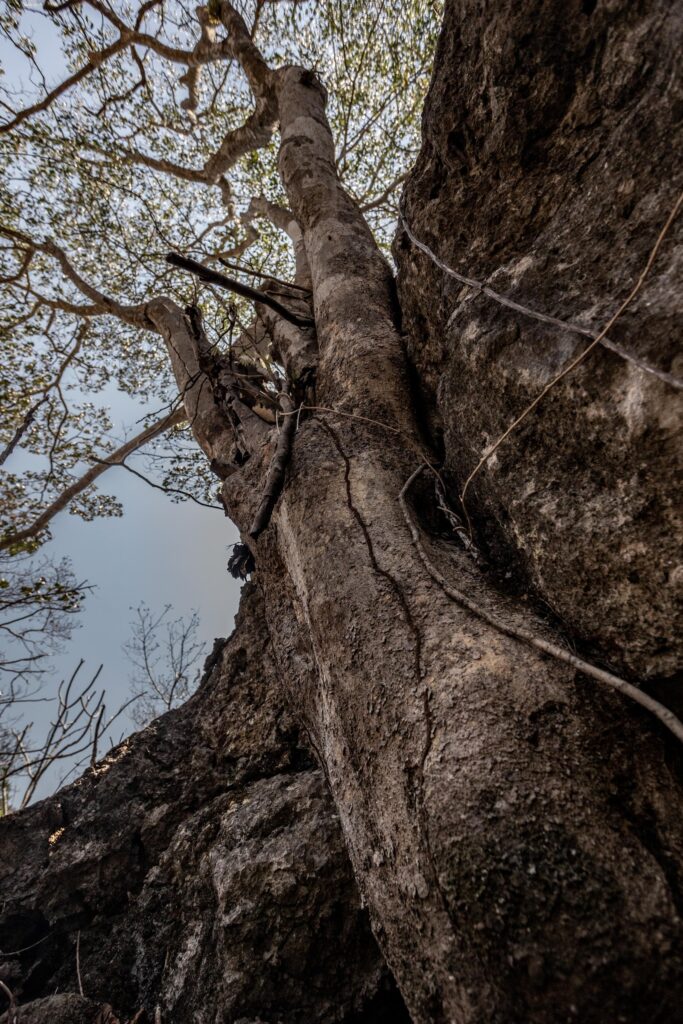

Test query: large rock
[0,585,407,1023]
[396,0,682,680]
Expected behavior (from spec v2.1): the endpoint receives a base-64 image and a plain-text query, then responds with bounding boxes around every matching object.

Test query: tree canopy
[0,0,440,533]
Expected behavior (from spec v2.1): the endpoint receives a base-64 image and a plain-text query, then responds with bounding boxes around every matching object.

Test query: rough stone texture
[167,23,683,1023]
[396,0,682,680]
[0,585,407,1023]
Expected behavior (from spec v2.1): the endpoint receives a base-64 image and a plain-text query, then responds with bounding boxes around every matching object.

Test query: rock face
[396,0,682,680]
[0,585,407,1023]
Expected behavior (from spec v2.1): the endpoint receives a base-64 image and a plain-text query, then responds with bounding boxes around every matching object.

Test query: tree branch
[0,408,186,552]
[249,393,297,538]
[165,253,313,328]
[0,323,87,467]
[216,1,274,98]
[0,227,151,327]
[0,34,131,134]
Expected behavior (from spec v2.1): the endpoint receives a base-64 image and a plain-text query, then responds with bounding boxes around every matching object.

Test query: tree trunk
[2,2,683,1023]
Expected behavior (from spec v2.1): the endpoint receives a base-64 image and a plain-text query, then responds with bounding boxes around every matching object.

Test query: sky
[0,15,243,801]
[6,362,243,804]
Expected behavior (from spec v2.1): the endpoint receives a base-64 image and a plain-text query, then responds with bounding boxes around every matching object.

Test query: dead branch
[218,258,311,294]
[1,660,139,809]
[76,930,84,996]
[0,978,16,1017]
[166,253,313,328]
[217,257,310,294]
[249,393,297,538]
[125,604,205,727]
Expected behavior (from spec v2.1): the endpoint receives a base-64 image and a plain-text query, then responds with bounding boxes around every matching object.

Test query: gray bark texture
[2,2,683,1023]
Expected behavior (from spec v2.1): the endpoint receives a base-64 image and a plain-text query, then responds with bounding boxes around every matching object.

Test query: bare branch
[111,145,207,185]
[166,253,313,328]
[241,194,298,236]
[217,256,310,294]
[0,408,186,552]
[202,101,278,187]
[125,603,205,727]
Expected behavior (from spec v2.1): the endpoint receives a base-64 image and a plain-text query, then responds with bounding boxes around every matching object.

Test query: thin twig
[400,465,683,745]
[90,457,223,510]
[0,932,52,957]
[76,930,84,997]
[459,189,683,516]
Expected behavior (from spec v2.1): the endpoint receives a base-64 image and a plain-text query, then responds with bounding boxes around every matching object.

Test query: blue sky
[1,13,243,799]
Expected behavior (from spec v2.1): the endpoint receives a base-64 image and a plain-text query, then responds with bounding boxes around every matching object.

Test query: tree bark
[204,32,683,1024]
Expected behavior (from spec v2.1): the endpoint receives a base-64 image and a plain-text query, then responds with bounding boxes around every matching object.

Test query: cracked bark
[217,51,683,1024]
